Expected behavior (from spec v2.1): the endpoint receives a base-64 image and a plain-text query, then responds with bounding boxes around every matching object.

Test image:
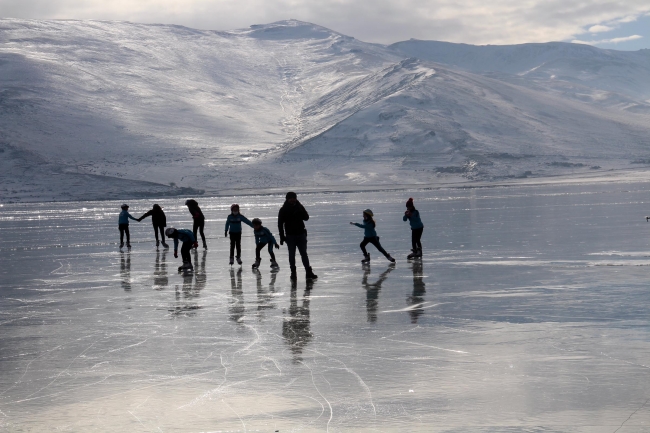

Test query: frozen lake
[2,183,650,432]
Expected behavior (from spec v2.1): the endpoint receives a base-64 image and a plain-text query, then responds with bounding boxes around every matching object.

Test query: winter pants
[411,227,423,251]
[193,219,206,247]
[229,232,242,257]
[286,232,311,270]
[119,224,130,244]
[153,224,165,243]
[181,241,193,265]
[360,236,389,257]
[256,242,276,261]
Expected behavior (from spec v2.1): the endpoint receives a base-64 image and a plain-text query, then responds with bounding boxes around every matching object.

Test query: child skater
[165,227,198,272]
[350,209,395,264]
[251,218,280,270]
[225,204,253,266]
[118,204,139,249]
[185,199,207,249]
[403,198,424,259]
[138,204,168,249]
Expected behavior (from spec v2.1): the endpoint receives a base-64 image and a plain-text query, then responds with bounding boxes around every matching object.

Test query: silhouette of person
[282,280,313,363]
[362,264,395,322]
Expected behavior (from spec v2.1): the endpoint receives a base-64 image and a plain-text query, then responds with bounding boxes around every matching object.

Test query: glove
[405,210,412,217]
[174,251,178,258]
[193,241,199,249]
[280,235,286,246]
[225,231,228,237]
[274,243,280,249]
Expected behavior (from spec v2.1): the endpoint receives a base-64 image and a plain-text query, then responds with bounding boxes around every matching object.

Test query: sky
[1,0,649,50]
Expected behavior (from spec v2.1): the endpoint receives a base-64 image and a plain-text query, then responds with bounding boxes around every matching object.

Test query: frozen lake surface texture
[2,184,650,432]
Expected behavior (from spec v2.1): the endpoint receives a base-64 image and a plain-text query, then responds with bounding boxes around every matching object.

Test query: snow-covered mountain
[1,19,649,201]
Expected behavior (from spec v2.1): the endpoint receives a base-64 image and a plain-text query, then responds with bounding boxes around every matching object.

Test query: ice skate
[414,248,422,258]
[126,242,132,249]
[290,266,297,281]
[229,256,234,266]
[203,243,208,250]
[387,254,396,263]
[156,240,160,248]
[270,260,280,270]
[252,258,261,269]
[407,249,416,259]
[119,242,124,249]
[236,256,242,265]
[161,241,169,249]
[361,253,370,264]
[305,267,318,280]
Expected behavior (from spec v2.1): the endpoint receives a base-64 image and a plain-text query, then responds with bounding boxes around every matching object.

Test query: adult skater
[350,209,396,263]
[138,204,168,249]
[278,192,318,281]
[403,198,424,259]
[118,204,139,249]
[185,199,207,249]
[252,218,280,270]
[166,227,198,272]
[224,204,253,266]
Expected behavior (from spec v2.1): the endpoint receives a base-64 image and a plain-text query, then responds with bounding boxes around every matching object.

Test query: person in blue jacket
[251,218,280,270]
[350,209,395,264]
[403,198,424,259]
[224,204,253,266]
[165,227,198,271]
[118,204,139,249]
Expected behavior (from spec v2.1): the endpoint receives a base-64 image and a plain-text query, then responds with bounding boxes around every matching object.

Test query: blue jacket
[254,226,277,245]
[173,229,195,251]
[403,209,424,229]
[353,220,377,238]
[118,210,138,225]
[225,213,253,233]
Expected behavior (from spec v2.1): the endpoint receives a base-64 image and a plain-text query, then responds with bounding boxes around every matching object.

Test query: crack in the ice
[613,398,649,433]
[300,360,333,432]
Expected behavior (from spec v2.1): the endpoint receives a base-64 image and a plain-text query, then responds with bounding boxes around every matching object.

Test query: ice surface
[2,185,650,431]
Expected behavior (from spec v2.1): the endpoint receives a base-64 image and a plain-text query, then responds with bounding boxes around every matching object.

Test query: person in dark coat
[278,192,317,281]
[138,204,168,248]
[185,199,207,249]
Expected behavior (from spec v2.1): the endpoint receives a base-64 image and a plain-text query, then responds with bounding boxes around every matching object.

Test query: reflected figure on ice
[253,268,277,318]
[362,264,395,322]
[229,268,245,324]
[120,251,131,291]
[406,261,426,324]
[282,280,313,363]
[193,249,207,292]
[153,250,168,289]
[170,272,201,317]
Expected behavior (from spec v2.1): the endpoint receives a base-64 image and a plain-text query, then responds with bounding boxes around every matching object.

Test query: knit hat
[363,209,374,217]
[286,191,297,200]
[406,197,414,208]
[165,227,175,237]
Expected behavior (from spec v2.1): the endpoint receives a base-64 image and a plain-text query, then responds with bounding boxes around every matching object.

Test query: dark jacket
[186,199,205,220]
[278,200,309,238]
[139,207,166,227]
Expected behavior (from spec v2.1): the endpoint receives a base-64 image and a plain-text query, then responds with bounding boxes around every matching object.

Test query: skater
[403,198,424,259]
[138,204,168,249]
[278,192,317,281]
[185,199,207,249]
[224,204,253,266]
[350,209,395,263]
[118,204,139,249]
[165,227,198,272]
[252,218,280,270]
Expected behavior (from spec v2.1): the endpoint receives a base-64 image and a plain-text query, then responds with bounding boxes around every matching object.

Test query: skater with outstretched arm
[251,218,280,270]
[166,227,198,272]
[224,204,253,266]
[350,209,396,264]
[138,204,168,249]
[403,198,424,259]
[278,192,318,281]
[118,204,139,249]
[185,199,207,249]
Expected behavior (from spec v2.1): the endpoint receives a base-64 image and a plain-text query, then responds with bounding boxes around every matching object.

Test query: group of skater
[118,192,425,280]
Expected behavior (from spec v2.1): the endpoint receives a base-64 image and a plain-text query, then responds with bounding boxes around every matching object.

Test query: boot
[236,256,242,265]
[120,242,124,249]
[270,259,280,270]
[290,266,297,281]
[161,241,169,249]
[415,248,422,258]
[252,258,261,269]
[387,254,396,263]
[305,267,318,280]
[183,261,194,271]
[126,242,132,249]
[407,249,416,259]
[203,242,208,250]
[361,253,370,264]
[156,240,160,248]
[229,256,234,266]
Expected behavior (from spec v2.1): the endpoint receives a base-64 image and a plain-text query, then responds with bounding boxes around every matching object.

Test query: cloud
[1,0,649,45]
[573,35,642,45]
[588,24,614,33]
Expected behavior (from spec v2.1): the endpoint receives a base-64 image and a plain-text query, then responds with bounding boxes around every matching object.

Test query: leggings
[360,236,389,257]
[286,232,310,269]
[256,242,276,261]
[181,241,192,264]
[411,227,423,250]
[153,224,165,243]
[193,219,206,246]
[119,224,130,244]
[229,232,242,257]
